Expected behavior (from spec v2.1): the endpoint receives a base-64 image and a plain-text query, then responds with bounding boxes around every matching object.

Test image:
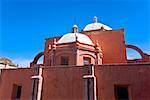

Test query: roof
[83,22,112,31]
[83,16,112,31]
[57,33,94,45]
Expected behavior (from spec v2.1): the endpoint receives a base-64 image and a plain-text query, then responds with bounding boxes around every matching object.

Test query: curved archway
[32,52,44,65]
[126,44,145,58]
[126,48,142,59]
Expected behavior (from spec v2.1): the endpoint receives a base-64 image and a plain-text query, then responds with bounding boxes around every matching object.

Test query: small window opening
[32,79,39,100]
[83,57,91,65]
[114,85,129,100]
[12,84,22,100]
[87,78,90,100]
[61,56,69,65]
[84,77,94,100]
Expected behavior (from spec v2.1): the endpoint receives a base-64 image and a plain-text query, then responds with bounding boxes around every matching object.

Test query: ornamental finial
[72,24,78,33]
[93,16,98,23]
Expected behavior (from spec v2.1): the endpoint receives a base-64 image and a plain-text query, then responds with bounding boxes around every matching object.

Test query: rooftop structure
[0,57,17,69]
[83,16,112,31]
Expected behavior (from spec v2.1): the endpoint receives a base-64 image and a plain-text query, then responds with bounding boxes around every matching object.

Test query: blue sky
[0,0,150,66]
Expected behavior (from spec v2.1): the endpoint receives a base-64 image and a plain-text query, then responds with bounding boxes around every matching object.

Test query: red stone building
[0,17,150,100]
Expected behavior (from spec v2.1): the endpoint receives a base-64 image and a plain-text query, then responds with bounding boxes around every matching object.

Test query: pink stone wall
[85,29,127,64]
[42,66,85,100]
[95,64,150,100]
[1,64,150,100]
[0,68,33,100]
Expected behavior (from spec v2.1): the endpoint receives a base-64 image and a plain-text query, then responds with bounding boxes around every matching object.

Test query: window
[32,79,39,100]
[83,76,95,100]
[12,84,22,100]
[114,85,129,100]
[83,57,91,65]
[61,56,69,65]
[87,78,90,100]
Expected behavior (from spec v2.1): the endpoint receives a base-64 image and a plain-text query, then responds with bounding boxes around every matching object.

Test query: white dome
[83,16,112,31]
[83,22,112,31]
[57,33,94,45]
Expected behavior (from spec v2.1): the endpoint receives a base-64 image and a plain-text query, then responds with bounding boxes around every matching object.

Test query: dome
[57,33,94,45]
[83,16,112,31]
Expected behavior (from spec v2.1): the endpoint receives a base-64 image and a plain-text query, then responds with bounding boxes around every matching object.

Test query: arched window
[61,56,69,65]
[83,57,91,65]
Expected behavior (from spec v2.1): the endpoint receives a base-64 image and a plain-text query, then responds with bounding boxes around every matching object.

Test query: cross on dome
[72,24,78,33]
[73,24,78,28]
[93,16,98,23]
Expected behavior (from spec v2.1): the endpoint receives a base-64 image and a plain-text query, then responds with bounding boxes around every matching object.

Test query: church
[0,16,150,100]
